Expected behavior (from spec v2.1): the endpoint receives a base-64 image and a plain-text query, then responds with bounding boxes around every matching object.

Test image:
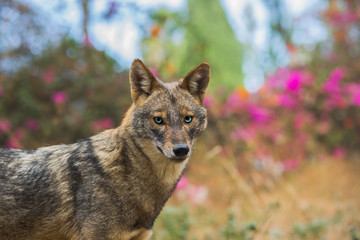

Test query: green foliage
[141,0,243,94]
[350,226,360,240]
[293,219,332,239]
[0,38,131,148]
[179,0,244,92]
[152,205,191,240]
[220,209,257,240]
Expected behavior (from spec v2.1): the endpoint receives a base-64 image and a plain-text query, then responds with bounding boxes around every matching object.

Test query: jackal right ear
[129,59,159,103]
[180,62,210,103]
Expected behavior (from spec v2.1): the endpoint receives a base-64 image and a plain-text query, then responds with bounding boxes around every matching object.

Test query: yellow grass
[157,146,360,239]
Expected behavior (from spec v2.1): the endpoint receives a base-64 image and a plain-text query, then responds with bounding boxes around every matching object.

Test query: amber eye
[154,117,164,124]
[184,116,193,124]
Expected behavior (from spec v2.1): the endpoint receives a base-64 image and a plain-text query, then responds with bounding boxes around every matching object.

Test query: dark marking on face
[171,137,185,146]
[156,146,164,154]
[188,127,197,140]
[169,92,177,105]
[150,128,165,144]
[170,128,187,145]
[167,106,183,128]
[132,111,151,138]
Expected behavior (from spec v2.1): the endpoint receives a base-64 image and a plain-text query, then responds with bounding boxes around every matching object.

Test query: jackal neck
[88,127,186,227]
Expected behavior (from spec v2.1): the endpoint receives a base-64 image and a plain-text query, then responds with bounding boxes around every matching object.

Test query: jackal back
[0,59,210,240]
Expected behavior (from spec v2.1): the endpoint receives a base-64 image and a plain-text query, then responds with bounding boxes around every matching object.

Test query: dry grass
[154,146,360,239]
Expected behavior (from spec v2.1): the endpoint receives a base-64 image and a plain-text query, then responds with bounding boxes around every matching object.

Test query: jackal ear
[129,59,159,103]
[180,62,210,103]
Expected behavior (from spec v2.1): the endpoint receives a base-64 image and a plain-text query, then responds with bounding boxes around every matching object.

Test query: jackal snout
[158,138,191,162]
[173,144,189,157]
[167,128,191,161]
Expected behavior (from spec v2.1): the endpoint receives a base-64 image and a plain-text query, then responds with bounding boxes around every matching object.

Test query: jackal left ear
[180,62,210,103]
[129,59,160,103]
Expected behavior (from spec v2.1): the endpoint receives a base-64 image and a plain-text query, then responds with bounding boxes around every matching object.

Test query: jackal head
[125,59,210,163]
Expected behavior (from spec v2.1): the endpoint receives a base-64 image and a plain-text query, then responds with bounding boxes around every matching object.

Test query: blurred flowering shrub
[201,1,360,174]
[0,38,131,149]
[209,66,359,170]
[205,67,359,175]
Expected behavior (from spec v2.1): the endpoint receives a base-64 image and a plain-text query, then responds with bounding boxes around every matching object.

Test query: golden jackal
[0,59,210,240]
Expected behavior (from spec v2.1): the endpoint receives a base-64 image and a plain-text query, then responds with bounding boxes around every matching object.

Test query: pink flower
[266,68,310,92]
[0,119,11,132]
[278,93,298,109]
[51,91,67,104]
[149,67,159,78]
[282,158,300,171]
[84,34,92,47]
[174,177,208,205]
[333,147,346,159]
[353,92,360,107]
[226,92,241,110]
[5,138,21,149]
[322,69,347,109]
[293,113,305,130]
[344,83,360,106]
[322,78,340,94]
[25,119,39,131]
[203,95,214,108]
[13,128,25,141]
[5,128,25,149]
[327,11,358,26]
[286,71,301,93]
[266,68,290,90]
[324,93,346,109]
[42,68,56,84]
[90,118,114,131]
[322,68,345,94]
[331,68,346,80]
[247,105,271,123]
[176,176,189,190]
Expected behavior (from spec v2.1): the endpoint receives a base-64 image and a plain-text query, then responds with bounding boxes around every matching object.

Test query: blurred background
[1,0,360,239]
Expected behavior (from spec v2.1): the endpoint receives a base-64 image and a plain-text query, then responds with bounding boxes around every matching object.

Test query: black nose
[173,144,189,157]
